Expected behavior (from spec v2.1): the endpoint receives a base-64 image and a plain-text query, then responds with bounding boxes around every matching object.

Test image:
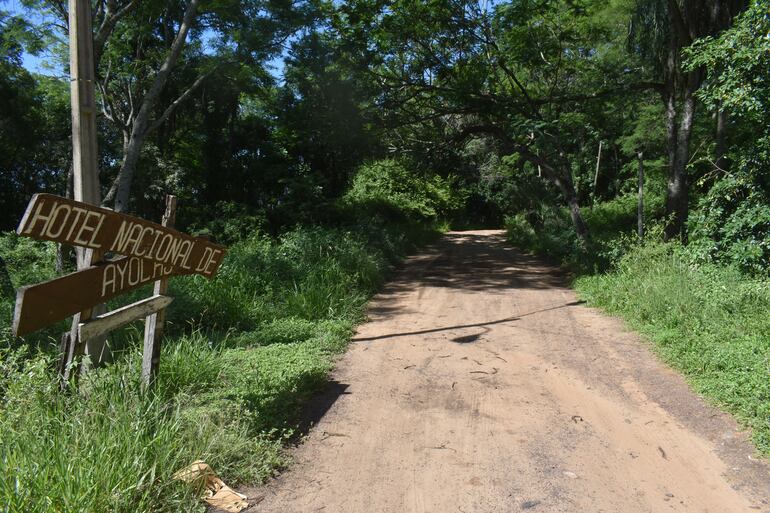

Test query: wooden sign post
[142,195,177,388]
[11,193,226,388]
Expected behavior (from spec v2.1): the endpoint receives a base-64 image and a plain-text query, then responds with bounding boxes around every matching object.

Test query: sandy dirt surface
[245,230,770,513]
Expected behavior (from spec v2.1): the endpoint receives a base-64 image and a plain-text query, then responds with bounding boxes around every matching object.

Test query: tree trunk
[567,193,589,242]
[526,154,590,241]
[551,168,589,241]
[593,140,602,200]
[714,107,729,172]
[664,88,677,186]
[662,85,678,239]
[112,124,149,212]
[664,80,697,242]
[661,27,684,242]
[662,86,688,242]
[637,150,644,240]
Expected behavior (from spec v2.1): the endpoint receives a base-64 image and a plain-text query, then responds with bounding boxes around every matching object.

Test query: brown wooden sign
[13,193,229,337]
[18,194,226,277]
[13,255,178,336]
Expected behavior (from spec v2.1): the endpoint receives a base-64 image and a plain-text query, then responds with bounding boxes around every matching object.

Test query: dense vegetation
[1,0,768,511]
[1,176,443,511]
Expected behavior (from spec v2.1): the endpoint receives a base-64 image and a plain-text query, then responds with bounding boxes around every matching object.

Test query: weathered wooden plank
[78,294,173,341]
[63,246,111,383]
[69,0,100,208]
[142,195,177,388]
[17,193,226,278]
[13,255,176,337]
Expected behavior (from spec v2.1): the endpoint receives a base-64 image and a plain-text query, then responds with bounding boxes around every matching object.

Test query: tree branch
[138,0,201,117]
[94,0,139,66]
[147,71,211,134]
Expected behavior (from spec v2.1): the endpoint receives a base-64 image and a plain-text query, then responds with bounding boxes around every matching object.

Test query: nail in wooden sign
[17,194,226,277]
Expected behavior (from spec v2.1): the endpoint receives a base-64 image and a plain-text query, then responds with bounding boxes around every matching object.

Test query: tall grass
[2,340,211,513]
[166,223,429,333]
[1,213,438,512]
[0,333,295,513]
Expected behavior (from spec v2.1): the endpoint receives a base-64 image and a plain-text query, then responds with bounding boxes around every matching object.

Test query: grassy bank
[506,196,770,456]
[1,211,438,512]
[575,243,770,454]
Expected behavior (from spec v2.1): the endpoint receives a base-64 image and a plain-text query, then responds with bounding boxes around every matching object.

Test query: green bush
[0,233,57,288]
[167,221,430,333]
[688,175,770,276]
[504,213,537,249]
[505,206,592,267]
[505,192,664,274]
[0,234,63,349]
[345,159,460,221]
[187,201,268,246]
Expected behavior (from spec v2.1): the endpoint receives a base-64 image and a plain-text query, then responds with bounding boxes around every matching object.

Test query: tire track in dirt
[245,230,770,513]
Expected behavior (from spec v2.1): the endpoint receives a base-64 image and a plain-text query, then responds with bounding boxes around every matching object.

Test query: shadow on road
[292,381,351,440]
[365,232,571,320]
[353,300,585,343]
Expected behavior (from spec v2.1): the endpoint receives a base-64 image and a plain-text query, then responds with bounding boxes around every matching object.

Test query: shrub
[505,192,665,274]
[187,201,268,246]
[0,338,293,513]
[0,233,63,349]
[688,175,770,276]
[345,159,460,221]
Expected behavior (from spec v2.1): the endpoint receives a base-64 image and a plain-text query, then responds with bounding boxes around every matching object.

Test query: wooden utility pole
[69,0,100,209]
[142,195,177,389]
[637,150,644,240]
[62,0,109,382]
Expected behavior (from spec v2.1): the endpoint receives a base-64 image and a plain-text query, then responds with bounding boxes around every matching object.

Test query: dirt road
[248,231,769,513]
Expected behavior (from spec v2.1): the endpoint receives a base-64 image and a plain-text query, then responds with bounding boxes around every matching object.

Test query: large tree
[25,0,314,212]
[332,0,651,240]
[629,0,746,240]
[276,31,384,198]
[0,10,70,229]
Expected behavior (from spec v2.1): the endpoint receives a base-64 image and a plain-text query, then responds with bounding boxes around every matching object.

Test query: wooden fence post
[142,195,177,389]
[61,246,109,387]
